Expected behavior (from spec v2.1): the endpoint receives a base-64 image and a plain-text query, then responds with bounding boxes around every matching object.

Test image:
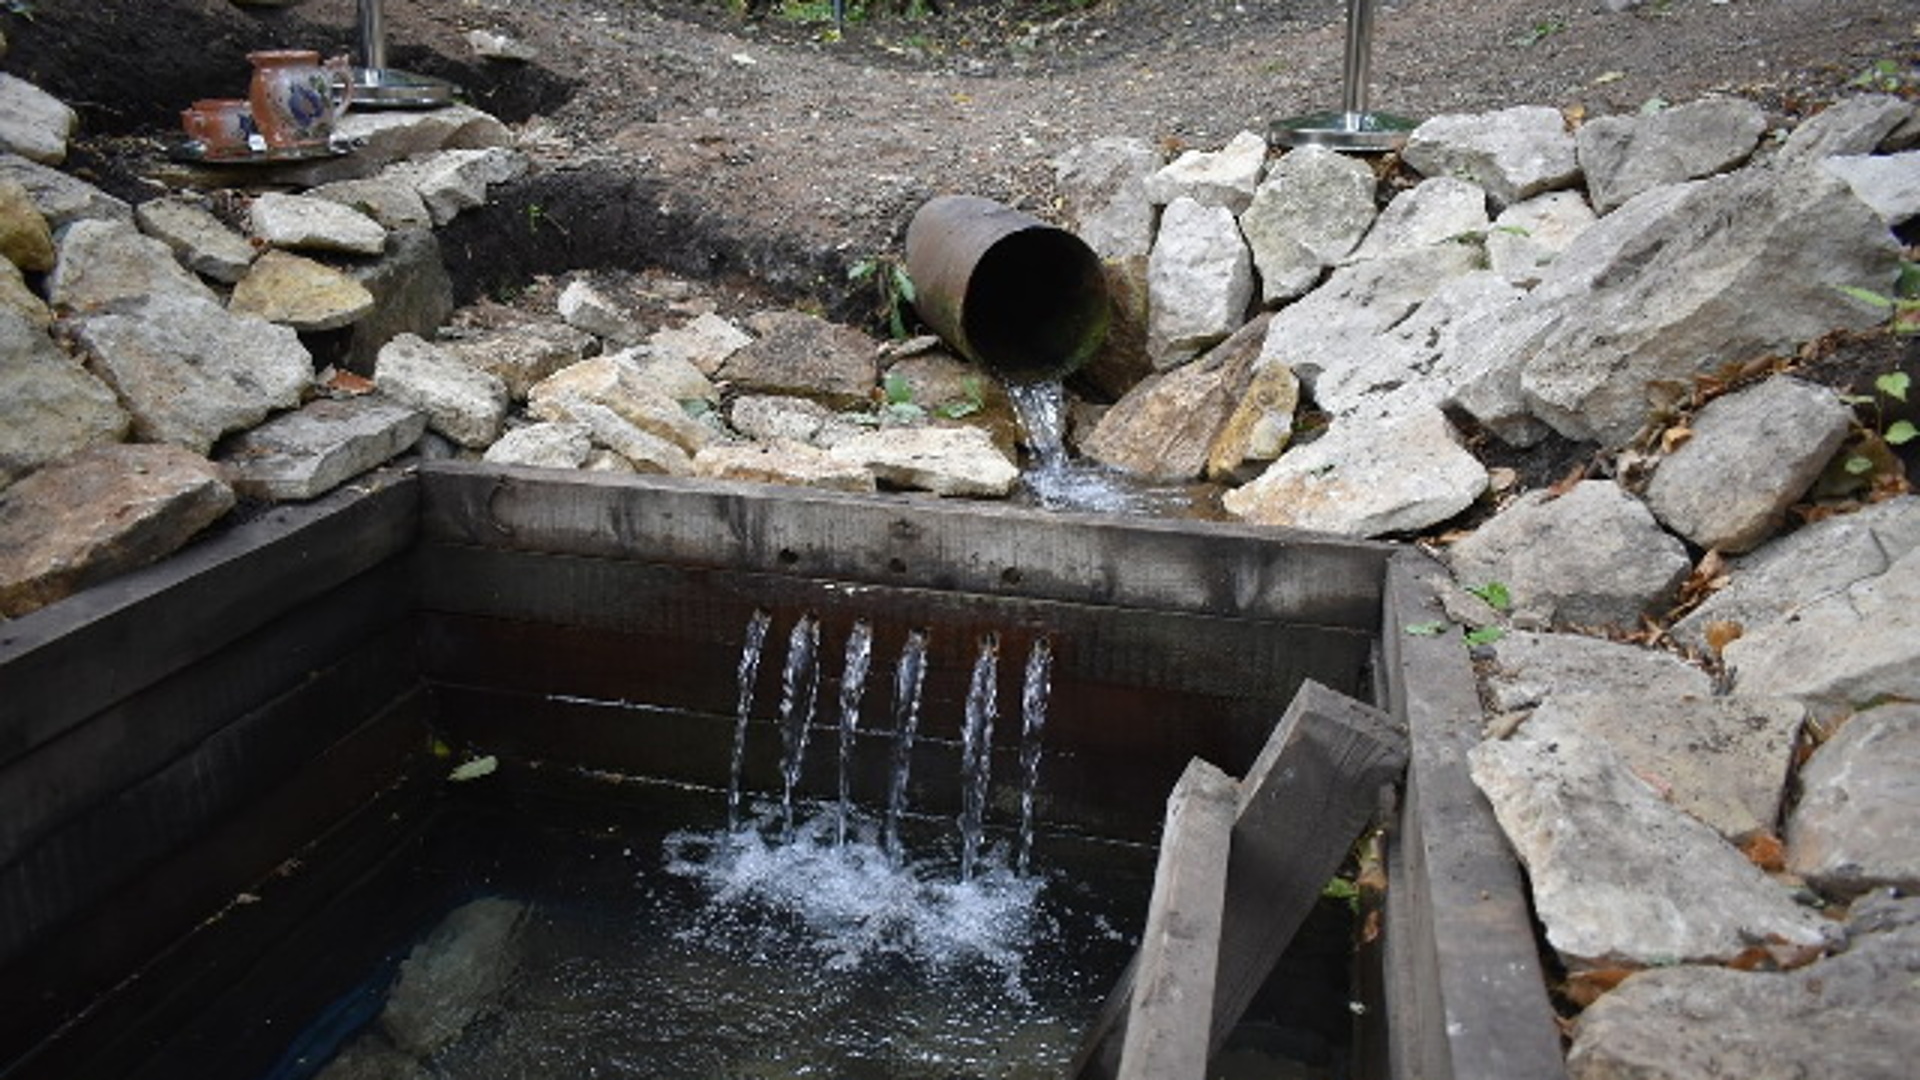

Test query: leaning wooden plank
[1116,757,1237,1080]
[1380,550,1567,1080]
[415,461,1391,628]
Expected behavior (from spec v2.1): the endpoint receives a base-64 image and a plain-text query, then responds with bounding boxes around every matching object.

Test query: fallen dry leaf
[1703,619,1744,656]
[1739,832,1786,873]
[1562,967,1638,1008]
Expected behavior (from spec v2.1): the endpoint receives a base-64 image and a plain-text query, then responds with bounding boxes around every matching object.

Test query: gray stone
[0,152,131,228]
[527,355,713,454]
[390,147,528,225]
[728,394,837,446]
[547,397,695,475]
[1312,270,1526,422]
[1054,136,1162,260]
[647,311,752,377]
[48,219,217,312]
[1671,496,1920,652]
[1147,196,1254,367]
[218,395,426,501]
[694,438,877,493]
[1820,151,1920,226]
[1083,314,1266,481]
[343,229,455,374]
[134,196,257,284]
[269,105,517,188]
[1447,480,1692,631]
[1469,734,1837,967]
[719,309,879,408]
[1511,164,1900,446]
[228,250,377,332]
[1567,895,1920,1079]
[1238,145,1378,303]
[1205,360,1298,483]
[1485,190,1596,287]
[0,176,54,272]
[1577,97,1768,213]
[248,192,387,256]
[466,29,539,62]
[1724,545,1920,721]
[1776,93,1918,167]
[1347,177,1489,262]
[557,279,645,345]
[1644,377,1854,553]
[1142,130,1265,213]
[1787,704,1920,897]
[481,422,593,469]
[1401,105,1581,207]
[1220,405,1487,537]
[828,425,1018,497]
[379,898,527,1059]
[1479,629,1714,714]
[0,308,126,491]
[1256,242,1483,391]
[442,322,597,400]
[308,175,434,230]
[1512,690,1804,842]
[71,294,312,455]
[0,72,76,165]
[619,347,720,406]
[373,333,509,449]
[0,443,233,618]
[0,257,48,327]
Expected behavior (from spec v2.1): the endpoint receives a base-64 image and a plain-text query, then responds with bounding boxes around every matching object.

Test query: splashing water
[959,634,999,883]
[1016,638,1052,875]
[834,620,874,848]
[1006,379,1174,514]
[727,609,773,831]
[776,615,822,840]
[883,629,931,861]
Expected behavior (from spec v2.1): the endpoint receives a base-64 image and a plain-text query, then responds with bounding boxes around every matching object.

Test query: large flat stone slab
[218,395,426,501]
[1787,704,1920,897]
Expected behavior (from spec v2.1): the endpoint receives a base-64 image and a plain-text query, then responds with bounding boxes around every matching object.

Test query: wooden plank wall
[0,473,427,1067]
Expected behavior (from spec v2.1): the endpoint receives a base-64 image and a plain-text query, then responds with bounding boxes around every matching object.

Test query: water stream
[958,633,1000,883]
[883,628,930,860]
[726,609,773,831]
[834,619,874,848]
[775,614,822,840]
[1016,638,1052,875]
[1006,379,1183,515]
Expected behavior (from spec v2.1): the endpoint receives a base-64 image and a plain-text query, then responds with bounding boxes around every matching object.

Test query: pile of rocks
[2,57,1919,1074]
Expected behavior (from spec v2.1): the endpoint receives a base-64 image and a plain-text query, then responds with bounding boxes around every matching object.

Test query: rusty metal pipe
[905,195,1111,384]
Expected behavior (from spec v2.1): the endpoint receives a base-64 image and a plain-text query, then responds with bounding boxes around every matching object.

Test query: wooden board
[0,471,418,767]
[1378,551,1567,1080]
[415,462,1392,628]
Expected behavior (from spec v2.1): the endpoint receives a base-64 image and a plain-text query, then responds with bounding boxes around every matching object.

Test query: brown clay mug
[180,98,260,159]
[246,49,353,149]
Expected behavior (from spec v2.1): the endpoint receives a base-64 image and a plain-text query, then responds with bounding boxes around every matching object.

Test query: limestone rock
[1485,190,1596,287]
[0,152,131,228]
[1256,242,1482,391]
[1508,163,1899,446]
[218,395,425,501]
[648,311,753,376]
[0,73,76,165]
[380,898,527,1059]
[620,347,720,407]
[1206,359,1299,483]
[1084,313,1266,481]
[545,397,693,475]
[48,218,217,312]
[1347,177,1490,262]
[1776,93,1918,167]
[1238,145,1378,302]
[373,333,508,449]
[466,29,539,62]
[342,229,455,374]
[229,250,378,332]
[528,355,712,454]
[1446,480,1692,630]
[1577,97,1767,213]
[883,349,1018,453]
[1220,406,1487,537]
[719,310,879,408]
[1821,151,1920,227]
[481,422,593,469]
[1469,733,1837,967]
[1787,704,1920,897]
[308,175,434,230]
[1054,136,1162,260]
[70,294,311,454]
[1671,496,1920,653]
[442,322,597,400]
[0,176,54,272]
[0,308,127,490]
[1567,894,1920,1079]
[248,192,387,256]
[1143,130,1266,213]
[0,257,47,327]
[557,279,644,345]
[0,443,233,618]
[389,147,528,225]
[1644,377,1853,553]
[134,196,257,284]
[1147,197,1254,367]
[728,394,842,447]
[1478,629,1714,714]
[1311,270,1525,422]
[828,425,1018,497]
[1511,690,1803,842]
[1400,105,1580,207]
[695,438,877,493]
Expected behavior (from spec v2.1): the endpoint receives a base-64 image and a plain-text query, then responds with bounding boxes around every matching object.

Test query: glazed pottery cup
[247,49,353,149]
[180,98,259,159]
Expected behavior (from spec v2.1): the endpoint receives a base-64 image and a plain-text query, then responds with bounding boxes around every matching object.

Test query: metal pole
[1270,0,1415,151]
[1340,0,1372,116]
[357,0,388,72]
[349,0,458,108]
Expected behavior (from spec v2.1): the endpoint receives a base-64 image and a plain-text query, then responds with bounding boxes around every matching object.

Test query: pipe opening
[965,228,1111,383]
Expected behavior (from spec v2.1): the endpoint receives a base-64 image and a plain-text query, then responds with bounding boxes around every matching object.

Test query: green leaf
[883,371,914,406]
[1886,419,1918,446]
[1837,392,1878,407]
[1467,580,1513,612]
[890,263,917,304]
[1845,455,1876,475]
[449,755,498,782]
[1894,262,1920,300]
[1464,626,1507,647]
[1836,284,1895,310]
[1403,620,1448,637]
[1875,371,1911,403]
[935,399,981,420]
[848,257,877,283]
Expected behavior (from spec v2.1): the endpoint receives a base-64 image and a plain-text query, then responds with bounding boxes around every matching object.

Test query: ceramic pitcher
[246,49,352,149]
